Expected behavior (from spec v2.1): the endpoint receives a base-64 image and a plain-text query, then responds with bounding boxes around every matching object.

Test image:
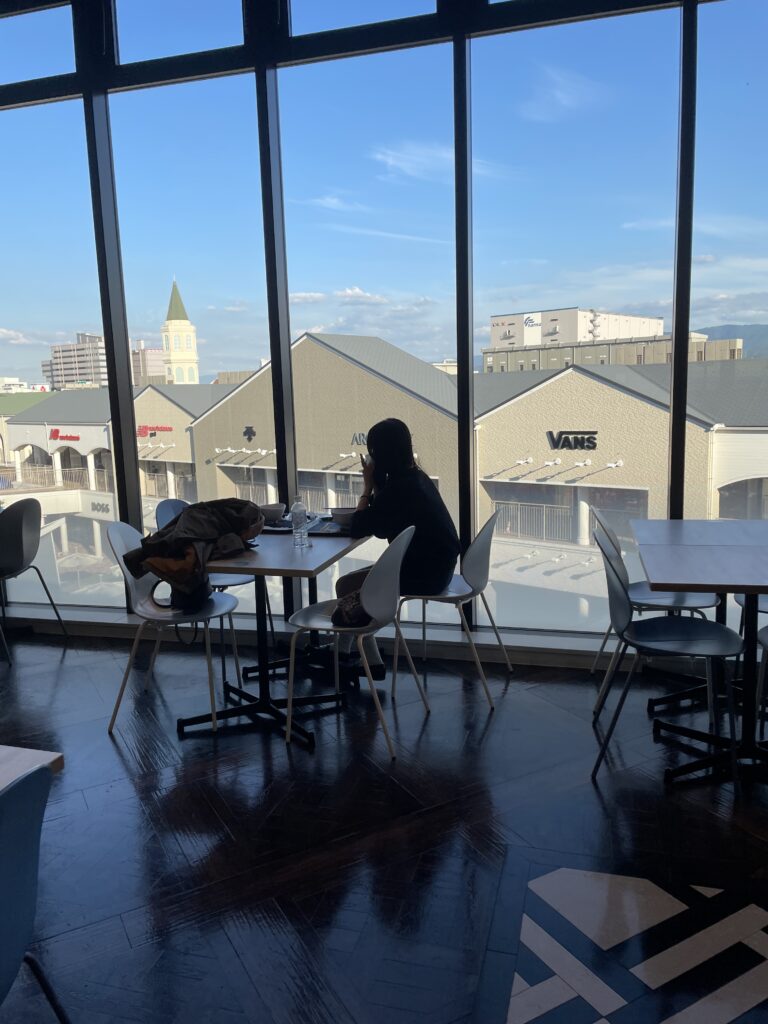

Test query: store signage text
[91,501,111,514]
[523,316,541,327]
[49,429,80,442]
[547,430,598,450]
[136,425,173,438]
[350,432,368,446]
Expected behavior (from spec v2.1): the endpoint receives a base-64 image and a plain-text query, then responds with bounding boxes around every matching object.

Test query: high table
[176,532,364,748]
[0,744,63,790]
[632,518,768,782]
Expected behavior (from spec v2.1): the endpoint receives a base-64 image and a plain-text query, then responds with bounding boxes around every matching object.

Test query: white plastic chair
[392,512,511,710]
[285,526,427,760]
[107,522,242,734]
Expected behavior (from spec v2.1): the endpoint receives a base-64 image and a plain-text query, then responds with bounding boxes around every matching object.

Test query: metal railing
[494,500,573,543]
[235,481,268,505]
[176,475,198,503]
[142,473,168,498]
[61,467,89,489]
[588,506,642,548]
[300,485,328,514]
[19,464,56,488]
[93,468,114,493]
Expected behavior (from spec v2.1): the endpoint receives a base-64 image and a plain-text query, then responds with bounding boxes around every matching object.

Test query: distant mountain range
[695,324,768,359]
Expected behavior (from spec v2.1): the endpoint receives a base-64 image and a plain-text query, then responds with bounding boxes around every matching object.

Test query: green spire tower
[161,280,199,385]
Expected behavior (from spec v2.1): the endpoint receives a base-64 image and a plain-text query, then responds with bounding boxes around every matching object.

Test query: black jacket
[350,468,460,594]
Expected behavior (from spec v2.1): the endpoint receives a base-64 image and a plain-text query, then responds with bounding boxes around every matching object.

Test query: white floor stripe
[744,929,768,958]
[691,886,724,898]
[510,973,530,997]
[520,914,626,1015]
[529,869,687,950]
[506,975,575,1024]
[631,904,768,989]
[658,957,768,1024]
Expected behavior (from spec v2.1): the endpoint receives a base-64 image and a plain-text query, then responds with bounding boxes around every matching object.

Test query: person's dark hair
[367,418,415,490]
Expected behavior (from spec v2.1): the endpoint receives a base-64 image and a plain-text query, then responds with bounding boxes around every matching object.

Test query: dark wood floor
[3,633,768,1023]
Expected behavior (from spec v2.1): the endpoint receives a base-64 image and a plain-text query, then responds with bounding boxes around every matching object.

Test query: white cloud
[517,65,603,123]
[0,328,45,347]
[290,292,326,304]
[622,218,674,231]
[223,303,248,313]
[301,195,370,212]
[327,223,449,246]
[474,325,491,337]
[694,254,717,264]
[334,286,388,305]
[371,141,503,184]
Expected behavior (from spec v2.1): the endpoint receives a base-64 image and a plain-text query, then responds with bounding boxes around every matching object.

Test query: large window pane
[110,75,276,617]
[472,10,679,632]
[0,5,74,85]
[280,46,457,616]
[687,0,768,629]
[116,0,242,63]
[290,0,434,36]
[0,101,119,608]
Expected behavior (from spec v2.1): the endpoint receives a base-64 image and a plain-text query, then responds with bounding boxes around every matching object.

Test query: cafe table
[176,531,364,748]
[632,518,768,782]
[0,744,63,790]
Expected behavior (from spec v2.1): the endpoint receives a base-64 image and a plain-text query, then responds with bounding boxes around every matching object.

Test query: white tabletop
[207,532,364,579]
[631,519,768,594]
[0,744,63,791]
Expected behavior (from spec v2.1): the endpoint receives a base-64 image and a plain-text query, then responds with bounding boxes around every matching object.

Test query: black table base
[175,575,343,748]
[652,592,768,784]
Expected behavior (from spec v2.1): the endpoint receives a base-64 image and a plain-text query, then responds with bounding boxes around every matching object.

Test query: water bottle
[290,495,308,548]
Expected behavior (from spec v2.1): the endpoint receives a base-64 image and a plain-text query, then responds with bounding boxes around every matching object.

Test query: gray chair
[391,512,511,710]
[756,625,768,739]
[107,521,242,734]
[590,507,718,716]
[0,498,68,664]
[285,527,428,760]
[0,766,72,1023]
[591,523,743,780]
[155,497,273,642]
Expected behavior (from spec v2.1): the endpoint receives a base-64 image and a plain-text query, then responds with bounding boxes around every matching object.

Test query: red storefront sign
[49,428,80,442]
[136,425,174,438]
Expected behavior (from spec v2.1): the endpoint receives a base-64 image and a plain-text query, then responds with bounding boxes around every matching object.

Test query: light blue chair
[0,766,72,1022]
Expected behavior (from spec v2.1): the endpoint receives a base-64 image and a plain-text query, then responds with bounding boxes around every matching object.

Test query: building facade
[41,332,108,389]
[489,308,665,350]
[161,281,200,385]
[483,332,743,373]
[131,340,165,387]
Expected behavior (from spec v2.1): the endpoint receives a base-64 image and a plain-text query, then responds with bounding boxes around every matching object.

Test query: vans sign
[547,430,598,451]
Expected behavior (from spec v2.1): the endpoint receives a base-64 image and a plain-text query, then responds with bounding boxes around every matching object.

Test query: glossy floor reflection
[2,636,768,1023]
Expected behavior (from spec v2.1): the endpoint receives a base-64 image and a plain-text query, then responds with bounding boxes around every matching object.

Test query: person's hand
[361,453,375,494]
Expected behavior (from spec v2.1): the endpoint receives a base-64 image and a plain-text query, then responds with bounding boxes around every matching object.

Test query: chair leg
[24,954,72,1024]
[705,658,717,733]
[391,599,406,699]
[109,620,146,734]
[228,613,243,687]
[30,565,68,639]
[147,627,162,685]
[395,620,429,713]
[285,628,305,743]
[422,599,427,662]
[480,591,512,672]
[593,641,626,720]
[591,651,639,780]
[590,624,613,676]
[334,634,340,694]
[0,620,11,665]
[357,634,396,760]
[203,622,218,732]
[721,659,740,782]
[457,603,494,709]
[757,646,768,741]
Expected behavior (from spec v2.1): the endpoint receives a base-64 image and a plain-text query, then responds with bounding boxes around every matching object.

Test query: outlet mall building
[3,331,768,631]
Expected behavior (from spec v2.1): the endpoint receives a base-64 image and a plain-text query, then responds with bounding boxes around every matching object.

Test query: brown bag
[331,590,372,628]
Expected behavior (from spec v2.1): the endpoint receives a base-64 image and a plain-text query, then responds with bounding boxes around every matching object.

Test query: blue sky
[0,0,766,382]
